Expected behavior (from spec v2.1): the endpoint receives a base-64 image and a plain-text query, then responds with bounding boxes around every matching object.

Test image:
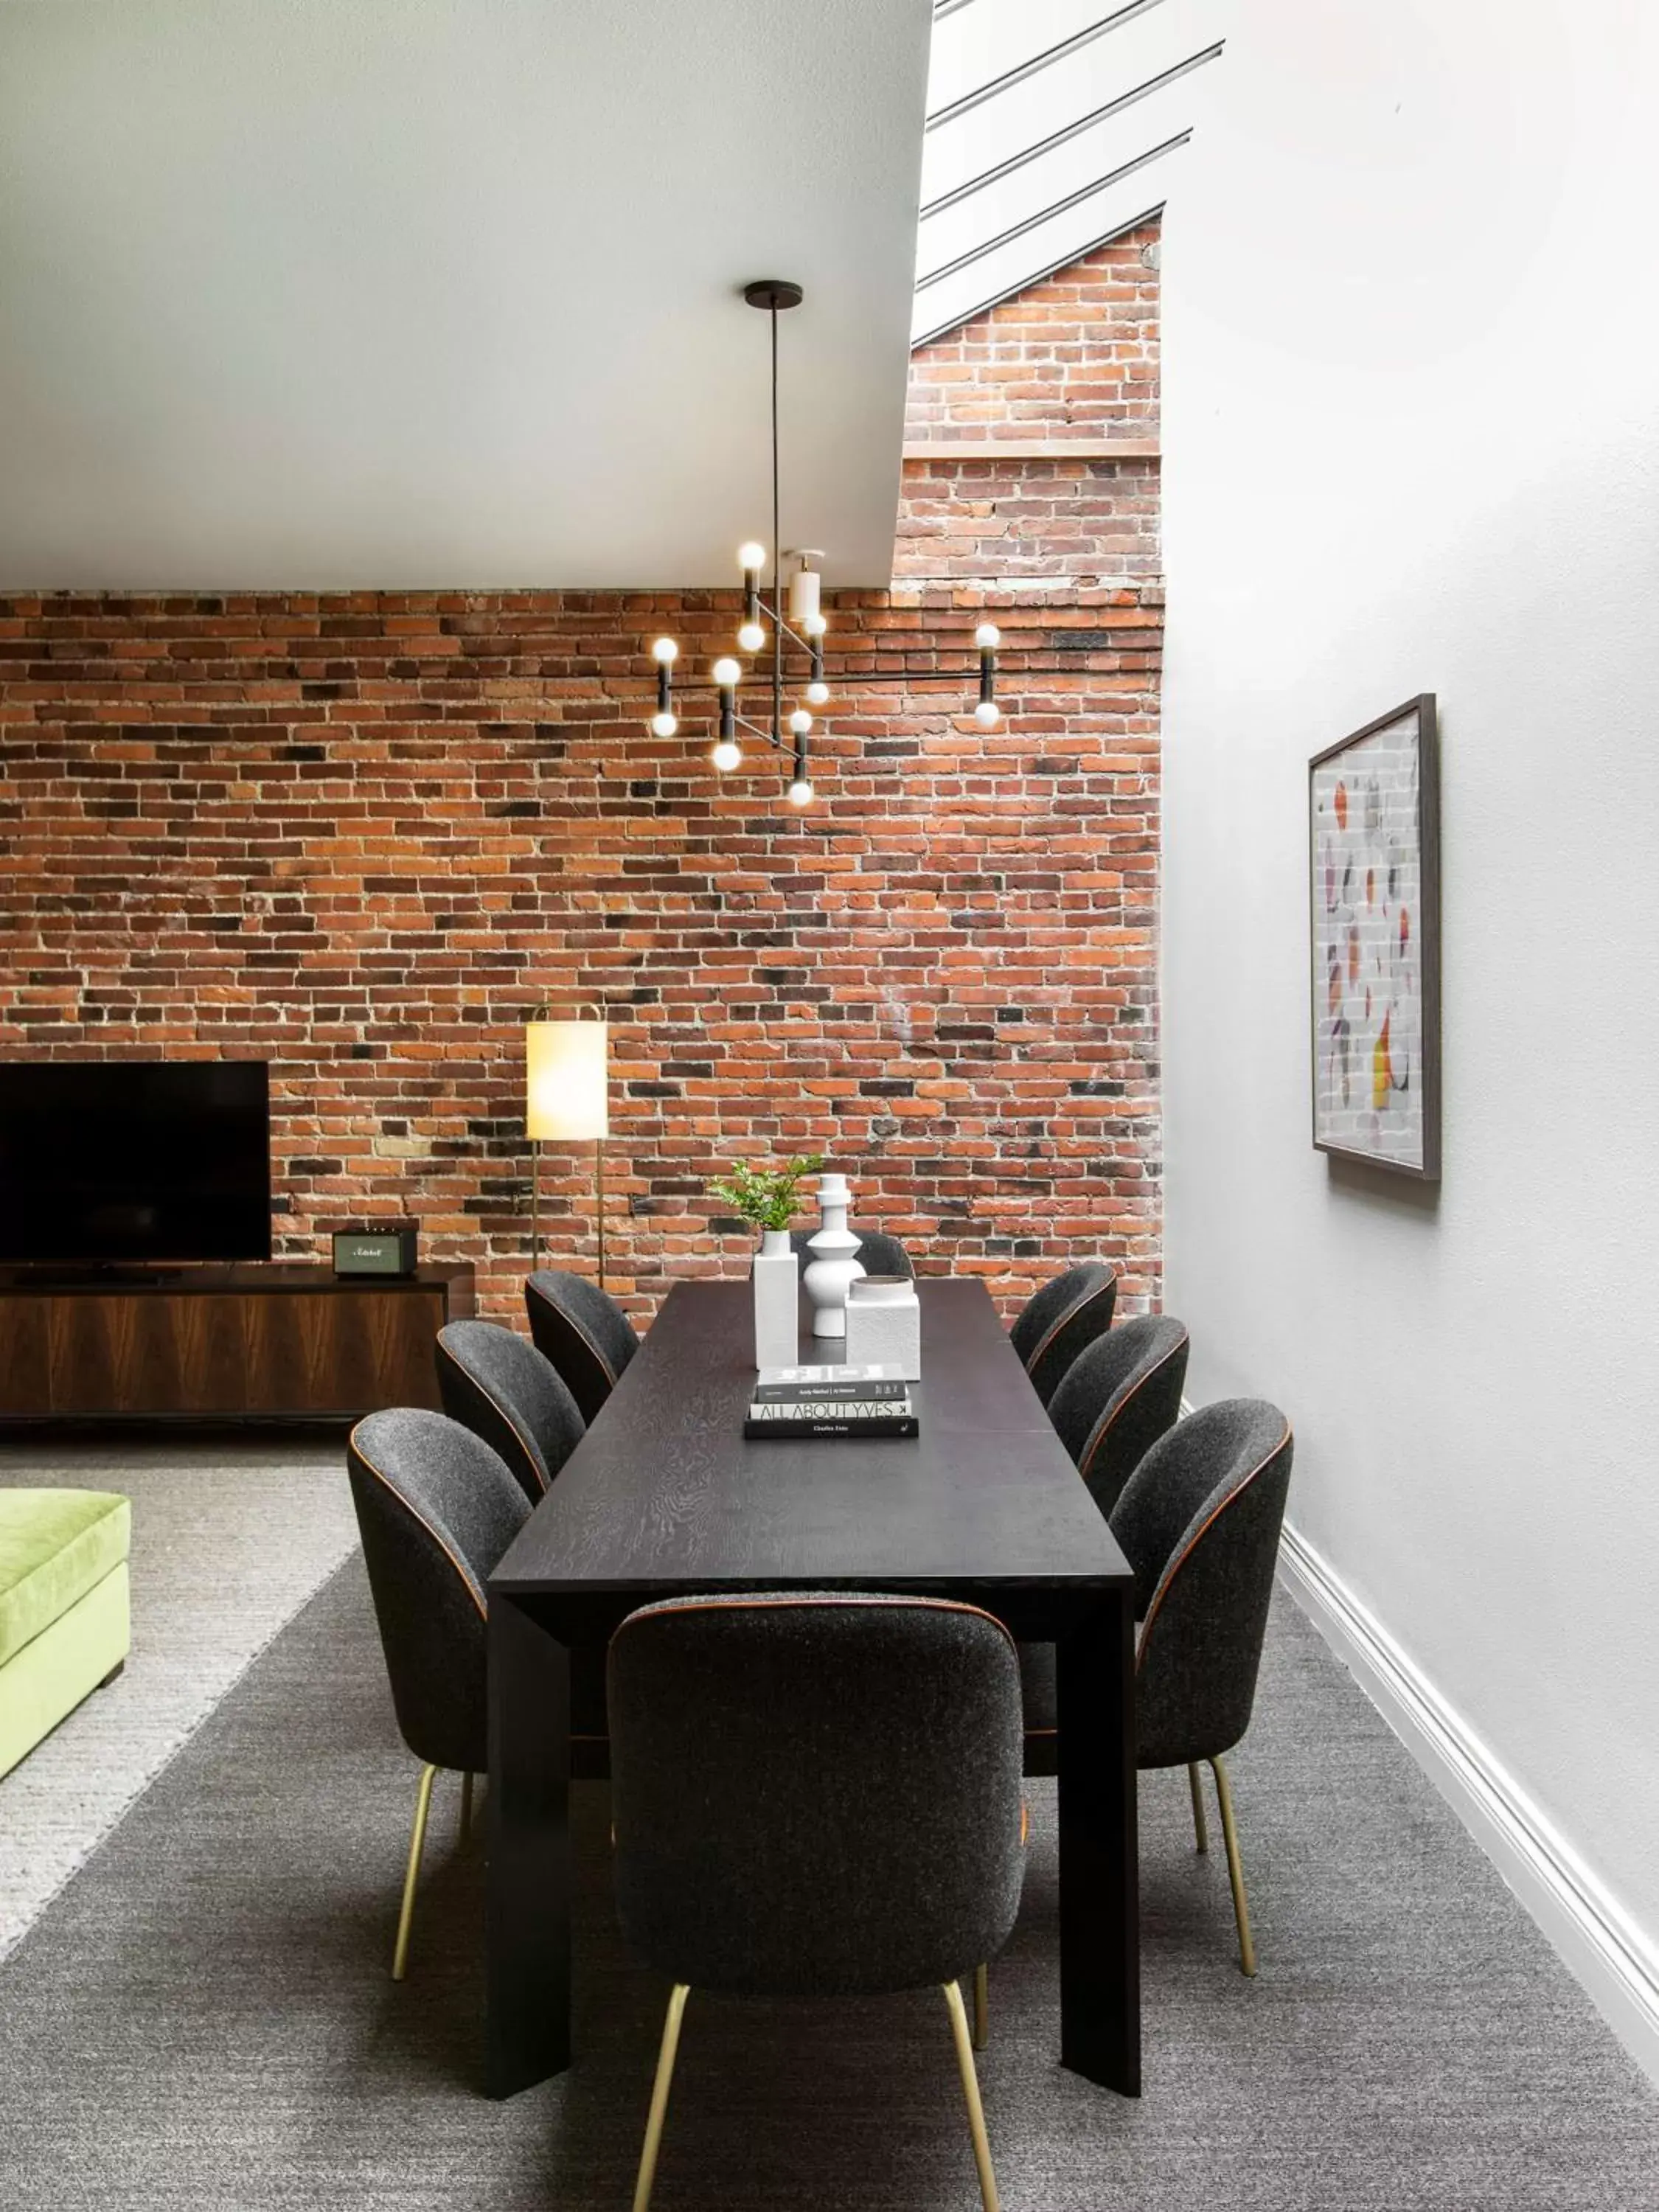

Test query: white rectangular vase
[843,1275,921,1382]
[752,1229,799,1371]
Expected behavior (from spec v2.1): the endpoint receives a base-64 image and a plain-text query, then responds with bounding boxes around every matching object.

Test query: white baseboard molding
[1278,1519,1659,2090]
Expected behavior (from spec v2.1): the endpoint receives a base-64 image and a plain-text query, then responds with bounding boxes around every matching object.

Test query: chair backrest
[1048,1315,1191,1521]
[434,1318,585,1501]
[524,1270,641,1424]
[1109,1399,1293,1769]
[1012,1262,1119,1406]
[345,1409,529,1773]
[608,1593,1025,1998]
[788,1227,915,1279]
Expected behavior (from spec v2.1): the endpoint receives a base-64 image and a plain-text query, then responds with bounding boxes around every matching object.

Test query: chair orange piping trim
[349,1429,490,1627]
[1135,1419,1293,1670]
[529,1279,619,1388]
[435,1337,552,1497]
[1077,1329,1191,1488]
[612,1590,1018,1655]
[1026,1274,1116,1379]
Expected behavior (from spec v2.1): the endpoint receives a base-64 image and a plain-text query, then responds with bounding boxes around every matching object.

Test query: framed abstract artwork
[1309,695,1441,1180]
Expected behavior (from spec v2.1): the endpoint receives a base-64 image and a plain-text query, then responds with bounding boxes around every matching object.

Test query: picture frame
[1309,694,1441,1180]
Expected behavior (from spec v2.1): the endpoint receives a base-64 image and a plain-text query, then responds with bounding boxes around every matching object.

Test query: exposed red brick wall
[896,452,1161,586]
[904,229,1159,447]
[0,232,1162,1332]
[898,226,1161,589]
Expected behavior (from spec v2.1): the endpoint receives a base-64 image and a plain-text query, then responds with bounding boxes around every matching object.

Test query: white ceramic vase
[752,1227,799,1371]
[803,1169,865,1338]
[844,1273,922,1380]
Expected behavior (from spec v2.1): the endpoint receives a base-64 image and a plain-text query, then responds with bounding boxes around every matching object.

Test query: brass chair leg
[972,1961,989,2050]
[632,1983,690,2212]
[391,1762,438,1981]
[1209,1755,1256,1977]
[942,1980,1001,2212]
[461,1770,475,1843]
[1188,1761,1209,1853]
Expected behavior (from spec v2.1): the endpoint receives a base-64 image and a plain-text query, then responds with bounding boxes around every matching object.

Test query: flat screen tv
[0,1060,271,1265]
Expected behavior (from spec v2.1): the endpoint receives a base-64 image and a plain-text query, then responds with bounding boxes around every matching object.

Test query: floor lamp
[524,1012,610,1289]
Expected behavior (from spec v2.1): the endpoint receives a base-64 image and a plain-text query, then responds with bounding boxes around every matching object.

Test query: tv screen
[0,1060,271,1265]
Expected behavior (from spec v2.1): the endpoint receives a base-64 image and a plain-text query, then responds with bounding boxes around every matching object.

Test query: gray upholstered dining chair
[524,1268,641,1424]
[1008,1260,1118,1405]
[787,1226,916,1278]
[345,1409,526,1980]
[608,1593,1025,2212]
[1019,1398,1293,1975]
[1048,1313,1191,1522]
[434,1318,585,1501]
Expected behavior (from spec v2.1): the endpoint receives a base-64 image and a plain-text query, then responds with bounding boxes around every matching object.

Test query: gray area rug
[1,1556,1655,2211]
[0,1435,359,1958]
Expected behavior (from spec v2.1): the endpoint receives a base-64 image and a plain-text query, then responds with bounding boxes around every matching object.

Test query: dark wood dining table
[485,1276,1140,2099]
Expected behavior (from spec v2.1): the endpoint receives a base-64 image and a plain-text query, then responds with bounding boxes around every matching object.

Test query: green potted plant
[708,1154,824,1368]
[706,1155,824,1234]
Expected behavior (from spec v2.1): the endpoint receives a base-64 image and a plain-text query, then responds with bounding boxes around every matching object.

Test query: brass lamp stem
[596,1136,606,1293]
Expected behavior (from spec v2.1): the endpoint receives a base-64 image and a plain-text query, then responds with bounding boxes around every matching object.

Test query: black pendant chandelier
[645,278,1001,810]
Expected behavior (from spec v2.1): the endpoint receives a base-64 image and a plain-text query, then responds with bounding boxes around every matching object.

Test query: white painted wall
[1160,0,1659,2073]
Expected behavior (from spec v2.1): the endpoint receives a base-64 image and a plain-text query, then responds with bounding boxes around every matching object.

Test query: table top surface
[492,1277,1133,1597]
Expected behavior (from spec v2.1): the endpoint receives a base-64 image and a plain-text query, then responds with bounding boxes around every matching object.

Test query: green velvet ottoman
[0,1489,131,1781]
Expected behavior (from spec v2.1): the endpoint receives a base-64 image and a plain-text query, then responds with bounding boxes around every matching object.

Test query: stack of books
[743,1363,919,1441]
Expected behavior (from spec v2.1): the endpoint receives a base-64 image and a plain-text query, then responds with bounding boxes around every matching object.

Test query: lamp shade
[525,1020,608,1141]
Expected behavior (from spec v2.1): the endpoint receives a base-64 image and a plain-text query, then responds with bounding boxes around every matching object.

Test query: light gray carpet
[0,1436,359,1958]
[0,1555,1655,2211]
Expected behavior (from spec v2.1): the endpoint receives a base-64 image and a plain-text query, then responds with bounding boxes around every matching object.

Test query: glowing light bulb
[806,679,830,707]
[650,710,678,739]
[737,620,765,653]
[787,777,815,808]
[789,709,812,737]
[652,636,679,664]
[974,700,1000,728]
[974,623,1001,651]
[802,611,827,639]
[712,739,742,772]
[737,542,766,574]
[712,657,742,688]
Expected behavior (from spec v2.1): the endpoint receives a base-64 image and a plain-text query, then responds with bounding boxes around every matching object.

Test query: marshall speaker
[331,1223,420,1278]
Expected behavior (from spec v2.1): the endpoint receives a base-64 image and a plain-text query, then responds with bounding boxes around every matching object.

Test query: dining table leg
[486,1591,571,2098]
[1055,1587,1141,2094]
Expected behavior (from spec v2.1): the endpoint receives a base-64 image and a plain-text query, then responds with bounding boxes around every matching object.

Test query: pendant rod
[771,302,783,754]
[752,602,815,655]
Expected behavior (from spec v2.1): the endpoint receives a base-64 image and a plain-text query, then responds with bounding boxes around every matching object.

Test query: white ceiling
[0,1,932,589]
